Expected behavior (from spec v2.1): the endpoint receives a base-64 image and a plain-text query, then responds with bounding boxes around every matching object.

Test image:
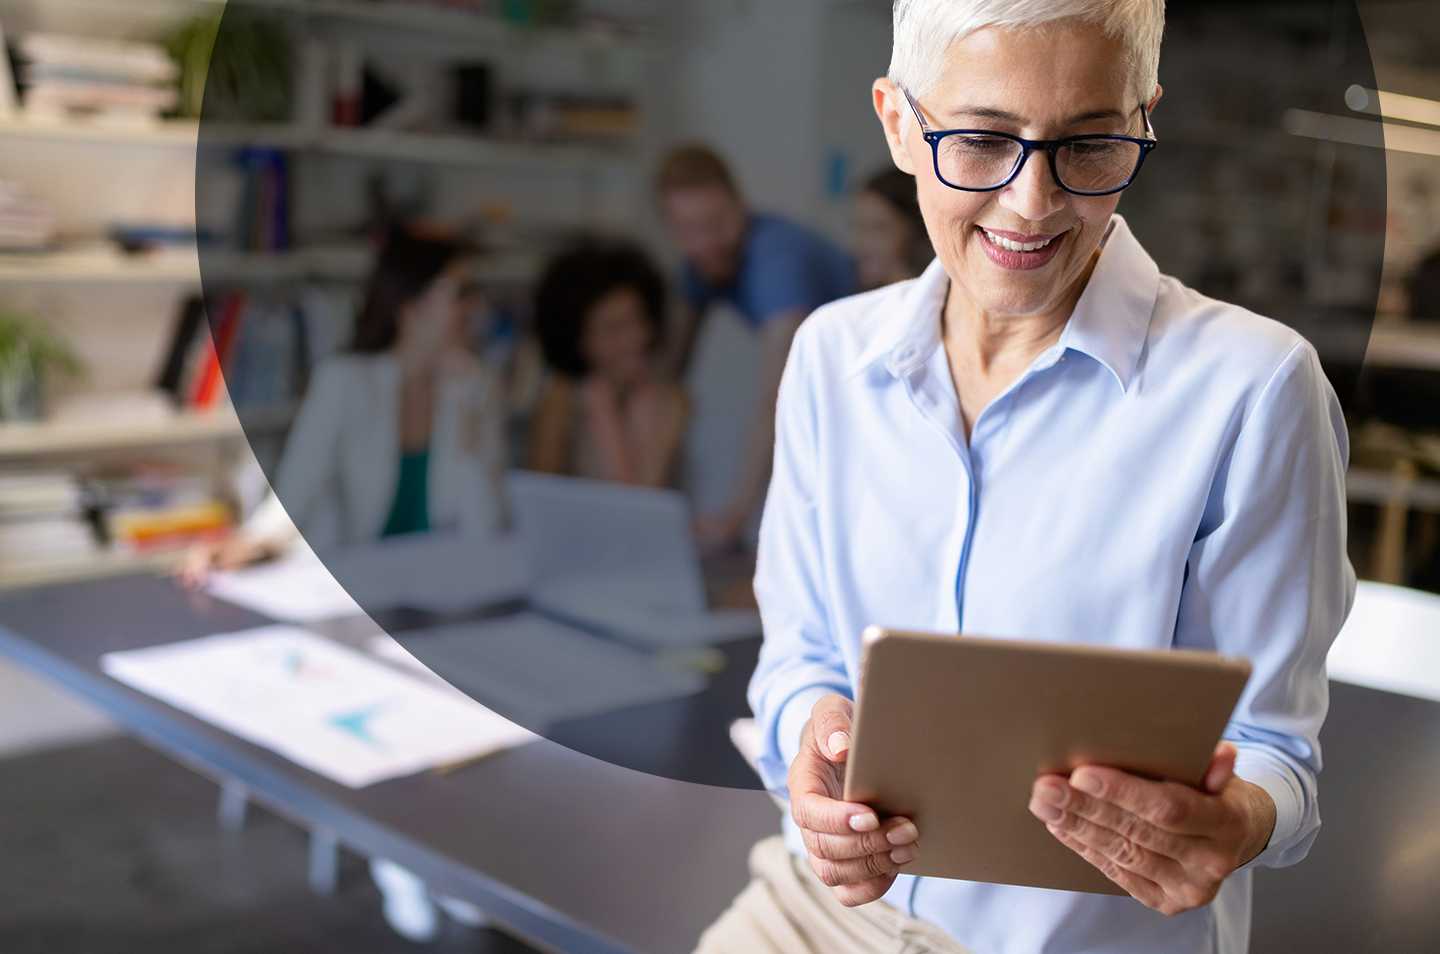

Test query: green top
[381,449,431,538]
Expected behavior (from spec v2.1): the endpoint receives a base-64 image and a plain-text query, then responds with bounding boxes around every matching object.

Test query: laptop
[506,470,708,613]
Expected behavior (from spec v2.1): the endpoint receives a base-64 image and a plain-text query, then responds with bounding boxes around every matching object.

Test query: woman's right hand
[175,535,276,589]
[787,693,920,906]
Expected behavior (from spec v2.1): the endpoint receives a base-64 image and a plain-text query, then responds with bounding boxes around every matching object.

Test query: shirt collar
[847,255,950,379]
[849,213,1160,391]
[1054,214,1159,392]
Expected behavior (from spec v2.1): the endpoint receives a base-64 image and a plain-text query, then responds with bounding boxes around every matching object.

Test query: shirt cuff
[1232,743,1305,871]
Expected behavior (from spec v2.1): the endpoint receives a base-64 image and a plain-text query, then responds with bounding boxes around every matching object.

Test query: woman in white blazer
[180,228,510,943]
[181,226,505,578]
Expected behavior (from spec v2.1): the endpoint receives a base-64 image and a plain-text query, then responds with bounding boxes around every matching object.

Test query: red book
[190,293,246,408]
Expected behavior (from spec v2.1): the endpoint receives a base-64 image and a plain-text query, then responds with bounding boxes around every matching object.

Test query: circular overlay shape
[196,0,1385,789]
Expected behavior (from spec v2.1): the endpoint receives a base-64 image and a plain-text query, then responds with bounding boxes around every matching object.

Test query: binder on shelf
[0,20,16,119]
[190,293,247,409]
[156,295,206,405]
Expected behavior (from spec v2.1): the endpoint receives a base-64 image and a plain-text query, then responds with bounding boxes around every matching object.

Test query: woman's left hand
[1028,742,1276,916]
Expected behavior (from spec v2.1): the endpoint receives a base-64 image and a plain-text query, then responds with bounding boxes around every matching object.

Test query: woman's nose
[999,150,1066,223]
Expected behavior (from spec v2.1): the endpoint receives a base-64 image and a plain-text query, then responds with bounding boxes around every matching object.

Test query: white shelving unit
[0,0,660,590]
[0,546,187,593]
[0,243,543,287]
[0,409,247,461]
[1348,467,1440,512]
[0,114,631,168]
[6,0,650,52]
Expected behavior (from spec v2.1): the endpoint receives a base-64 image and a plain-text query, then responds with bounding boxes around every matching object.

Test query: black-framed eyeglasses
[902,87,1157,197]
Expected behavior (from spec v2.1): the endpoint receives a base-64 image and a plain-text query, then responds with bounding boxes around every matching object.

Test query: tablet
[842,627,1252,895]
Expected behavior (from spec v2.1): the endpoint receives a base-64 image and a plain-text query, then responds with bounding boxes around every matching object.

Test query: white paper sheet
[102,626,536,787]
[206,533,529,622]
[206,551,362,623]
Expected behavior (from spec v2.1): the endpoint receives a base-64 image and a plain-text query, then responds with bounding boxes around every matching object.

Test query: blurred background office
[0,0,1437,952]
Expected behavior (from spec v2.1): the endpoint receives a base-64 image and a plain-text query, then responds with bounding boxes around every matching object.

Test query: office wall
[664,0,822,229]
[656,0,897,243]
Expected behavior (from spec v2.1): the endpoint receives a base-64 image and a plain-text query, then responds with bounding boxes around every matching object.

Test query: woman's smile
[974,223,1071,270]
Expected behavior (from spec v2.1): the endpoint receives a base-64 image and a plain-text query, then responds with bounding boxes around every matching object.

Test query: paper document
[206,550,361,623]
[102,626,536,787]
[372,613,705,729]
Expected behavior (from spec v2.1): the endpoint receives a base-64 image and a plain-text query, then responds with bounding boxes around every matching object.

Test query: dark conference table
[0,573,780,954]
[1,573,1437,952]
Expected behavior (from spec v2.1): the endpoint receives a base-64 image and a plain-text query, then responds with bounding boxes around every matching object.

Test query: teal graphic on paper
[329,702,386,749]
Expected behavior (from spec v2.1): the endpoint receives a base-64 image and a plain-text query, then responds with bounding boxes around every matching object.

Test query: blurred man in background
[657,146,855,551]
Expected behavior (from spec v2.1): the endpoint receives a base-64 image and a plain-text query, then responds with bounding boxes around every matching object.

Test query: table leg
[308,827,339,895]
[217,778,248,833]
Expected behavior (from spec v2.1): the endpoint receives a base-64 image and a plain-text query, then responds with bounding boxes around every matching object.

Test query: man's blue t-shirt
[682,214,856,329]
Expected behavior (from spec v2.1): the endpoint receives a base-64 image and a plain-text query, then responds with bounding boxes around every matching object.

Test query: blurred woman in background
[527,239,688,487]
[183,225,511,943]
[179,225,505,583]
[853,167,933,290]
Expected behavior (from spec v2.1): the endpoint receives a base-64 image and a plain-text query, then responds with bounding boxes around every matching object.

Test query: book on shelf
[107,500,231,552]
[504,90,640,143]
[13,33,179,125]
[0,516,101,573]
[0,471,84,520]
[234,148,291,253]
[226,299,316,412]
[93,468,232,553]
[157,287,350,420]
[0,19,16,119]
[0,471,100,574]
[0,179,56,251]
[17,35,177,85]
[190,293,248,409]
[156,295,209,405]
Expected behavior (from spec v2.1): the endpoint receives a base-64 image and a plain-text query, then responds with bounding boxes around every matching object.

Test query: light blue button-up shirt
[748,214,1354,954]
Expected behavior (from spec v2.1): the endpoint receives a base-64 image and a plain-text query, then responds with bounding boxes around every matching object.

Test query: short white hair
[889,0,1165,105]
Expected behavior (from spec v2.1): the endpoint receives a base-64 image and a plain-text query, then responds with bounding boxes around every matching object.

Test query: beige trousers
[695,836,973,954]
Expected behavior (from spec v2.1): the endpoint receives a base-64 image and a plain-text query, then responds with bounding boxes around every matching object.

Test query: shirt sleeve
[746,322,852,798]
[241,489,301,546]
[268,359,348,540]
[747,227,832,325]
[680,263,708,314]
[1175,340,1356,870]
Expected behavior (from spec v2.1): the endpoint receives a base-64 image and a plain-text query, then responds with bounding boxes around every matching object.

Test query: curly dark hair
[533,240,668,378]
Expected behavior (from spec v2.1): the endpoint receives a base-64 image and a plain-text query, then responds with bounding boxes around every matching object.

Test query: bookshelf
[0,0,661,590]
[0,244,543,287]
[0,546,186,593]
[1348,467,1440,513]
[0,114,632,170]
[0,409,246,460]
[35,0,651,56]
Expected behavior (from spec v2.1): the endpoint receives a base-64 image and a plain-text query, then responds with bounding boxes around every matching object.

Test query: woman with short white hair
[701,1,1353,952]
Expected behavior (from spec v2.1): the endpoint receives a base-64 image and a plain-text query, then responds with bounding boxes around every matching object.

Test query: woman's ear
[1147,83,1164,116]
[873,78,918,176]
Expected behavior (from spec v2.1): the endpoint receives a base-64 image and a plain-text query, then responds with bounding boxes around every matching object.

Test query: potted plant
[0,312,83,422]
